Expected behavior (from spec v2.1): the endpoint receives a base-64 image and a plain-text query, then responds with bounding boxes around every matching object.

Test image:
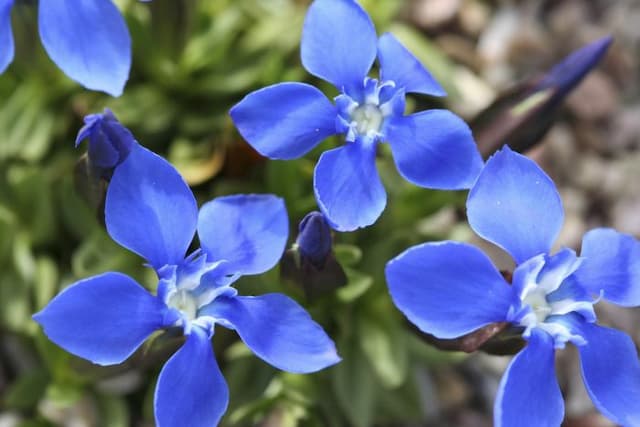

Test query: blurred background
[0,0,638,426]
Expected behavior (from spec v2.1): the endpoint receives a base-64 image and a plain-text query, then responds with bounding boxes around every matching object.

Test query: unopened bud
[281,211,347,300]
[75,108,136,178]
[472,36,613,158]
[296,211,332,268]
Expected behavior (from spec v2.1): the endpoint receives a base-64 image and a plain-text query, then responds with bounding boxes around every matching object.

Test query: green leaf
[0,272,31,332]
[336,269,373,303]
[357,315,408,389]
[13,232,36,283]
[0,82,57,162]
[0,203,17,264]
[224,354,277,410]
[361,0,402,24]
[265,160,309,214]
[4,369,49,411]
[333,244,362,267]
[34,334,84,388]
[57,173,101,242]
[71,229,142,279]
[97,395,130,427]
[34,257,59,311]
[44,383,84,408]
[7,166,57,245]
[331,338,376,427]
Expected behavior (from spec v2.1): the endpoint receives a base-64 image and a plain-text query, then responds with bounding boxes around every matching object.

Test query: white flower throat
[335,77,402,143]
[511,249,597,348]
[167,289,198,322]
[351,104,384,135]
[159,254,238,333]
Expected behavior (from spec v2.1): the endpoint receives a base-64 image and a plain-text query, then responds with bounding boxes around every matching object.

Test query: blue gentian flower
[230,0,483,231]
[76,109,136,177]
[386,146,640,427]
[1,0,131,96]
[33,144,340,427]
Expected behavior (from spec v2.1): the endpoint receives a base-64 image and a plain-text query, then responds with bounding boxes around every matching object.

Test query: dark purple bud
[472,36,613,158]
[74,109,137,223]
[75,108,136,175]
[281,211,347,300]
[296,211,333,269]
[536,35,613,97]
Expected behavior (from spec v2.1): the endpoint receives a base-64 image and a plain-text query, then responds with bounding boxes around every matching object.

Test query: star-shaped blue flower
[386,146,640,427]
[33,144,340,427]
[1,0,131,96]
[230,0,483,232]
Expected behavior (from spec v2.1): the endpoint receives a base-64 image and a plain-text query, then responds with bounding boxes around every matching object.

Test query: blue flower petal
[494,330,564,427]
[105,145,198,270]
[154,327,228,427]
[301,0,376,92]
[230,82,337,160]
[575,228,640,307]
[197,194,289,275]
[467,146,564,264]
[385,110,483,189]
[32,272,171,366]
[377,33,446,96]
[0,0,14,74]
[386,241,514,339]
[38,0,130,96]
[314,142,386,231]
[201,294,340,373]
[578,323,640,426]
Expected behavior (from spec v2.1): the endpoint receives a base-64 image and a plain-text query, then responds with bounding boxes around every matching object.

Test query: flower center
[351,104,384,135]
[511,249,596,347]
[167,289,198,322]
[522,288,552,324]
[335,77,404,143]
[158,253,240,334]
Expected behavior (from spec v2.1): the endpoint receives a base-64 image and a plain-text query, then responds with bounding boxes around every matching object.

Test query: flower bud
[281,211,347,300]
[74,109,137,220]
[296,211,332,268]
[75,108,136,177]
[472,36,613,158]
